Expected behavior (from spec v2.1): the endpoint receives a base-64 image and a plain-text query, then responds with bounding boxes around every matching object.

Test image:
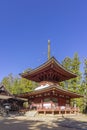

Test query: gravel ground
[0,114,87,130]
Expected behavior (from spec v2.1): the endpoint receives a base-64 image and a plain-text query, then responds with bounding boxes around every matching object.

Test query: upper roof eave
[20,57,77,80]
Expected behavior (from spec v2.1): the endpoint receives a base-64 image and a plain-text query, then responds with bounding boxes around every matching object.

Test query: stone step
[25,110,38,117]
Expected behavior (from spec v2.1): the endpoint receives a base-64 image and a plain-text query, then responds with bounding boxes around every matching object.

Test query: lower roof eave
[17,86,83,99]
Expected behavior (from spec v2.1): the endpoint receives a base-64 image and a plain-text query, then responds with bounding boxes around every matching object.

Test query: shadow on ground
[54,116,87,130]
[0,118,64,130]
[0,115,87,130]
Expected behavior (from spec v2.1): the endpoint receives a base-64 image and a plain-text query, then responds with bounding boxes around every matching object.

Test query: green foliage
[82,59,87,113]
[1,74,38,94]
[61,57,72,89]
[61,53,82,93]
[62,57,72,71]
[69,53,81,93]
[61,53,83,110]
[1,73,14,93]
[23,102,29,109]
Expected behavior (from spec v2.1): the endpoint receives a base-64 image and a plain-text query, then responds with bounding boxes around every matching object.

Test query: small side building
[0,85,27,111]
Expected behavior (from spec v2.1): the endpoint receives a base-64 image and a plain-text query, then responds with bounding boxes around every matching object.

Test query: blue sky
[0,0,87,81]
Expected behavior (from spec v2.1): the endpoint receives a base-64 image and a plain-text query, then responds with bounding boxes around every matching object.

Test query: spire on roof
[48,40,51,60]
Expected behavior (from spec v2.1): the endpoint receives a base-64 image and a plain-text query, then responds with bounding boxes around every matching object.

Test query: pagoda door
[59,98,66,106]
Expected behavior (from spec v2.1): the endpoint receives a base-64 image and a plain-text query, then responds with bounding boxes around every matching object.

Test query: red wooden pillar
[41,97,43,109]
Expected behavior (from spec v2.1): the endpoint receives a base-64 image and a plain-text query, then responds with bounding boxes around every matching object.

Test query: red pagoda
[19,40,82,114]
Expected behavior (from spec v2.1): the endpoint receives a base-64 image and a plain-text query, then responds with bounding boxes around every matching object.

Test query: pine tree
[61,57,72,89]
[1,74,38,94]
[61,53,82,110]
[61,53,82,93]
[82,59,87,113]
[70,53,81,93]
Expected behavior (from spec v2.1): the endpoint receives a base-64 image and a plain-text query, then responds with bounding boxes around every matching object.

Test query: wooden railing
[37,106,80,115]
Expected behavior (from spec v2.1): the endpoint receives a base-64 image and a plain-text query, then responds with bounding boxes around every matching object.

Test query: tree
[62,57,72,71]
[70,53,81,93]
[61,53,82,93]
[1,73,14,93]
[82,59,87,113]
[1,74,38,95]
[61,53,82,110]
[61,57,72,89]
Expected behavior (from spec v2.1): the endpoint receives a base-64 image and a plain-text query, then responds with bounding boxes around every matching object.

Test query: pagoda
[19,40,82,114]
